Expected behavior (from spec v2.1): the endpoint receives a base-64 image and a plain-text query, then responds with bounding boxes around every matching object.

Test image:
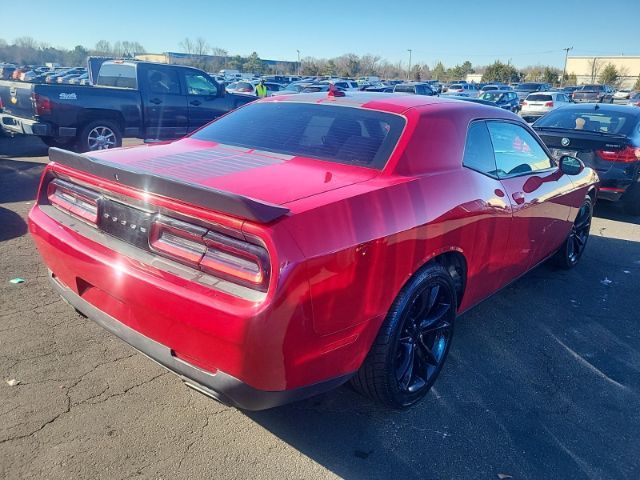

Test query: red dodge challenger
[29,92,598,410]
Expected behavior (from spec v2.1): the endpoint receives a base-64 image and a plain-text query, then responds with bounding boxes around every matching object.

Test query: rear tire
[623,183,640,216]
[76,120,122,152]
[552,196,592,269]
[350,263,456,409]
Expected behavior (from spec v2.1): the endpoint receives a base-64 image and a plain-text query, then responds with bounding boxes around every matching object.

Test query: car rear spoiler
[48,148,290,223]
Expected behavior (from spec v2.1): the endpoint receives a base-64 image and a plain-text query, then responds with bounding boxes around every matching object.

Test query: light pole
[561,46,573,87]
[296,49,300,76]
[407,49,412,80]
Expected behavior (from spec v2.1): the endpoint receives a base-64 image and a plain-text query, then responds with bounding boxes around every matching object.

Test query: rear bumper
[48,271,351,410]
[0,113,76,137]
[0,113,51,136]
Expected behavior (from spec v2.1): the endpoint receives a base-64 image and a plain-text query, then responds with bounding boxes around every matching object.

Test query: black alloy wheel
[351,263,457,408]
[395,281,454,395]
[553,196,592,269]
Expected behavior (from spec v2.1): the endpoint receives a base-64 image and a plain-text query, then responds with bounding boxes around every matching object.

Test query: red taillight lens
[596,146,640,163]
[33,93,52,116]
[201,231,269,289]
[47,179,100,224]
[149,217,270,291]
[0,96,4,110]
[149,217,207,266]
[522,101,528,106]
[544,101,554,107]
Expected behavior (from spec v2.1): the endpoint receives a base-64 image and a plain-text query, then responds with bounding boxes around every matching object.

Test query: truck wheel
[41,136,76,149]
[77,120,122,152]
[623,183,640,216]
[350,263,456,408]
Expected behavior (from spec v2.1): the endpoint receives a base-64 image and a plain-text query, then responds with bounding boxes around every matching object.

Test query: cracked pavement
[1,136,640,479]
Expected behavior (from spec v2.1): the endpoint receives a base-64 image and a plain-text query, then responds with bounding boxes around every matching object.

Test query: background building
[135,52,297,75]
[565,56,640,88]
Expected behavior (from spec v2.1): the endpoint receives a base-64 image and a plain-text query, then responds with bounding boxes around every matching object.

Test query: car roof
[260,91,518,116]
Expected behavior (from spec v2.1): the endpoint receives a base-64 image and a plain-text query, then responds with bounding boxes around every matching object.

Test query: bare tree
[193,37,210,57]
[588,58,602,83]
[180,37,195,55]
[94,40,111,55]
[211,47,228,57]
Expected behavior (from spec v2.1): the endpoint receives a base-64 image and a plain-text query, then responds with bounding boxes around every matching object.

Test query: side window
[184,73,218,96]
[463,121,497,176]
[487,121,553,177]
[146,68,180,95]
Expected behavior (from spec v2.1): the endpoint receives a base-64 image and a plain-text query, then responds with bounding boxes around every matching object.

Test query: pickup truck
[572,84,615,103]
[0,61,255,151]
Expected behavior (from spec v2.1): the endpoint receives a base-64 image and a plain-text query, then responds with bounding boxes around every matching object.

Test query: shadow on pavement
[594,201,639,226]
[0,206,28,241]
[0,135,48,158]
[247,235,640,479]
[0,158,45,203]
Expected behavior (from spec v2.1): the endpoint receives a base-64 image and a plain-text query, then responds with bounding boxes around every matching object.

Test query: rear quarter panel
[34,84,142,129]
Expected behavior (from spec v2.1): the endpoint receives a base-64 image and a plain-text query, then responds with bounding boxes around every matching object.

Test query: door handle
[512,191,526,205]
[190,100,202,106]
[150,98,162,105]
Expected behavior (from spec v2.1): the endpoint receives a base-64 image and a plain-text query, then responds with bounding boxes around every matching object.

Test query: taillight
[149,217,207,266]
[0,96,4,111]
[201,231,268,288]
[47,179,100,224]
[544,101,554,107]
[522,101,528,106]
[596,146,640,163]
[33,93,52,116]
[149,216,270,291]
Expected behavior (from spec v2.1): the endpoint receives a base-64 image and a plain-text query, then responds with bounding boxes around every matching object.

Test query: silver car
[520,91,572,122]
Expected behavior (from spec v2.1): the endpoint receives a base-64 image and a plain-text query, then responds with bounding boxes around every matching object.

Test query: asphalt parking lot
[1,135,640,480]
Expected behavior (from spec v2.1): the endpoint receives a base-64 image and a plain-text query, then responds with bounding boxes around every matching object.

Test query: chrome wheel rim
[87,126,116,150]
[395,281,454,394]
[568,203,591,263]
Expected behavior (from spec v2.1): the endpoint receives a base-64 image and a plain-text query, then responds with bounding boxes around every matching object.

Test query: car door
[139,64,189,140]
[487,120,574,275]
[460,121,514,298]
[181,71,226,132]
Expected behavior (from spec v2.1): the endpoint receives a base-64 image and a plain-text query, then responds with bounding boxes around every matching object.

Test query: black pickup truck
[0,61,255,151]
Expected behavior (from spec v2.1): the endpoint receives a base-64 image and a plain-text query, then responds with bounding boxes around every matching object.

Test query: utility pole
[561,46,573,87]
[296,50,300,76]
[407,49,412,80]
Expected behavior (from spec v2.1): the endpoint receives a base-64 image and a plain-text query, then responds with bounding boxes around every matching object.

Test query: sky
[4,0,639,68]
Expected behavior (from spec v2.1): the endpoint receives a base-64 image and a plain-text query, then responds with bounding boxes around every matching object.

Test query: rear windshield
[579,85,603,91]
[527,94,552,101]
[192,102,406,169]
[449,84,464,89]
[395,85,416,93]
[534,109,639,135]
[516,83,542,91]
[96,63,137,89]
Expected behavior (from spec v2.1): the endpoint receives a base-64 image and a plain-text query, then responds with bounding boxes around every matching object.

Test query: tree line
[0,37,146,66]
[3,36,639,89]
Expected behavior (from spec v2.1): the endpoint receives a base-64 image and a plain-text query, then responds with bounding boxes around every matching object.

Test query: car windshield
[449,84,463,89]
[534,109,638,135]
[516,83,541,91]
[481,92,505,102]
[579,85,602,91]
[191,102,406,169]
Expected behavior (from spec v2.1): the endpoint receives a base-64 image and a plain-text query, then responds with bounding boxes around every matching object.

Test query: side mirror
[559,155,584,176]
